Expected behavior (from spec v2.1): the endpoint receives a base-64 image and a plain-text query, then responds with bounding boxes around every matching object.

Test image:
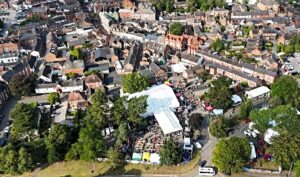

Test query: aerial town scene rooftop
[0,0,299,176]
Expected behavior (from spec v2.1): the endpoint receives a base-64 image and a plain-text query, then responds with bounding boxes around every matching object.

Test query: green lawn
[12,152,200,177]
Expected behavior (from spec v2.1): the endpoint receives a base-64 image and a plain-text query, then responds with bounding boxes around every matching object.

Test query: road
[0,97,18,136]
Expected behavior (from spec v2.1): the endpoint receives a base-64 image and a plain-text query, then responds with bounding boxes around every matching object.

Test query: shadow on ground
[96,164,142,177]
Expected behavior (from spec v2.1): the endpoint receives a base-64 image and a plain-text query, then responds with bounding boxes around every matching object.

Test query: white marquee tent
[128,84,182,134]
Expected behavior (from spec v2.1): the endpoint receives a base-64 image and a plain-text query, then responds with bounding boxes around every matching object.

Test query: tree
[10,103,38,140]
[115,123,129,147]
[166,0,173,13]
[5,150,19,175]
[47,92,60,105]
[107,147,124,169]
[211,76,232,88]
[270,133,300,169]
[112,97,127,125]
[212,137,250,174]
[18,147,33,173]
[250,105,300,134]
[69,47,82,60]
[123,73,149,94]
[169,22,184,36]
[86,89,109,128]
[9,74,36,97]
[295,160,300,177]
[45,124,70,163]
[214,0,225,8]
[209,116,230,138]
[128,96,148,125]
[189,113,203,130]
[160,139,181,165]
[271,76,298,105]
[78,123,105,161]
[239,99,253,119]
[65,143,81,161]
[206,86,232,109]
[155,0,166,12]
[210,38,223,52]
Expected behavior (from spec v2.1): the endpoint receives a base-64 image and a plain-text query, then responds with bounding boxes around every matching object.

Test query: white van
[199,167,216,176]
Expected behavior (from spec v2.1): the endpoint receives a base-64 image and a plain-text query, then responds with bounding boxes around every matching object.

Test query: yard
[9,152,200,177]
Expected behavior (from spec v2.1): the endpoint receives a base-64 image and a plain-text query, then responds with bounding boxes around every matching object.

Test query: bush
[169,22,184,35]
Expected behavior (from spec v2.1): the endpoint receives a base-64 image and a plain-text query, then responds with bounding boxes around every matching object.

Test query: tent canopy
[212,109,224,115]
[171,62,187,73]
[132,153,142,161]
[128,84,180,115]
[150,153,160,164]
[264,128,279,144]
[153,109,183,135]
[142,152,150,162]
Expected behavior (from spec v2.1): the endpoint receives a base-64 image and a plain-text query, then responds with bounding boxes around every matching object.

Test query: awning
[150,153,160,164]
[171,62,187,73]
[142,152,150,162]
[132,153,142,161]
[231,94,242,104]
[212,109,224,115]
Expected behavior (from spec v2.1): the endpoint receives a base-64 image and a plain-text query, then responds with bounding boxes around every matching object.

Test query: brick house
[68,92,89,111]
[63,60,84,75]
[84,74,102,89]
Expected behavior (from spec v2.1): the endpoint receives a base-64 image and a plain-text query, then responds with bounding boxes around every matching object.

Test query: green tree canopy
[160,139,181,165]
[18,147,33,173]
[4,150,18,175]
[270,133,300,169]
[47,92,60,105]
[239,99,253,119]
[189,113,203,130]
[78,123,105,161]
[9,74,36,97]
[271,76,298,105]
[127,96,148,125]
[295,160,300,177]
[212,137,251,173]
[123,73,149,93]
[209,116,235,138]
[250,105,300,134]
[169,22,184,36]
[107,147,124,169]
[206,85,232,109]
[112,97,127,125]
[115,123,129,147]
[10,103,38,140]
[45,124,70,163]
[211,76,232,88]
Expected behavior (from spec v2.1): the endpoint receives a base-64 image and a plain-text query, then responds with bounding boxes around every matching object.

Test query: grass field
[9,152,200,177]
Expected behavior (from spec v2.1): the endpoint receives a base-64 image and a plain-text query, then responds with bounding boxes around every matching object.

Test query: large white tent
[245,86,270,100]
[154,109,182,134]
[128,84,180,116]
[128,84,182,134]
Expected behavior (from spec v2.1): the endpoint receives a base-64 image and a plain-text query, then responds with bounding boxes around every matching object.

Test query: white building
[245,86,270,100]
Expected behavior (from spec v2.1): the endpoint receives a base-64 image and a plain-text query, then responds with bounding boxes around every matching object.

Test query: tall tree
[189,113,203,130]
[214,0,225,8]
[4,150,19,175]
[18,147,33,173]
[239,99,253,119]
[270,133,300,169]
[107,147,124,169]
[211,76,232,88]
[123,73,149,94]
[295,160,300,177]
[115,123,129,147]
[9,74,36,97]
[271,76,298,105]
[112,97,127,125]
[209,116,229,138]
[160,139,181,165]
[212,137,250,173]
[47,92,60,105]
[250,105,300,134]
[128,96,148,125]
[206,86,232,109]
[91,89,108,105]
[78,123,105,161]
[45,124,70,163]
[10,103,38,140]
[65,143,81,161]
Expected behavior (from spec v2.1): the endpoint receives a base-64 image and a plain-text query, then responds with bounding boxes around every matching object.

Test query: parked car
[199,160,207,167]
[4,126,10,133]
[195,141,202,149]
[6,120,12,126]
